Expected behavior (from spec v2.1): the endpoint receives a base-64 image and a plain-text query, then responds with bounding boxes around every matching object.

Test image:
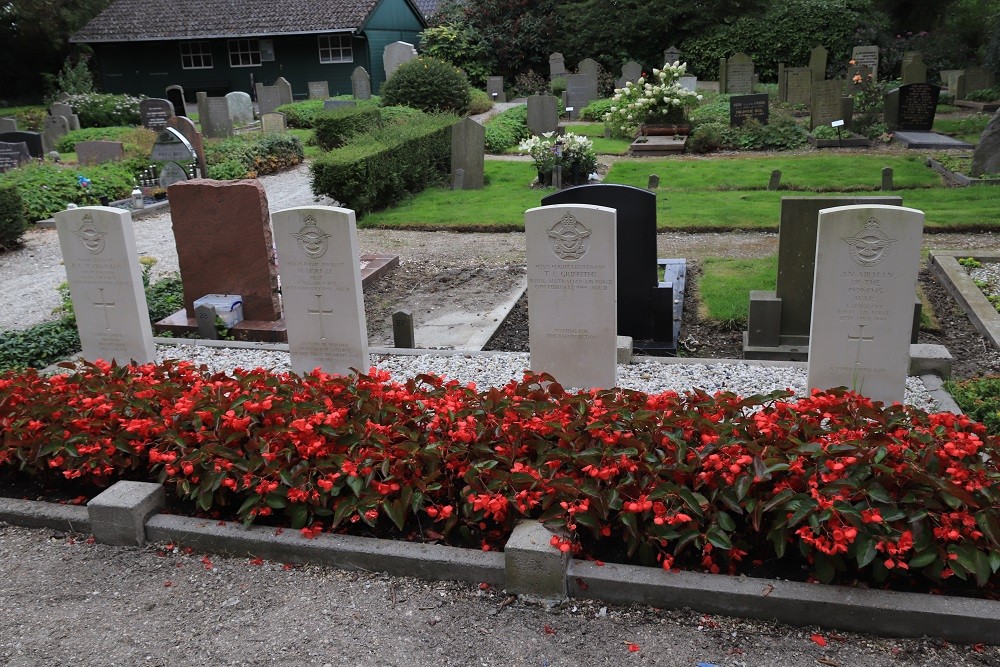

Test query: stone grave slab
[851,45,879,81]
[543,184,683,354]
[0,131,43,158]
[730,93,769,126]
[527,94,559,135]
[271,206,369,376]
[139,98,174,130]
[884,83,939,131]
[308,81,330,100]
[0,118,17,133]
[549,52,566,78]
[255,84,282,115]
[565,74,597,119]
[275,77,293,106]
[351,67,371,99]
[260,112,287,133]
[891,131,973,150]
[384,41,417,79]
[76,140,125,165]
[451,117,485,190]
[807,205,924,404]
[54,206,155,365]
[0,142,30,172]
[42,115,69,153]
[225,91,254,126]
[165,85,187,117]
[165,117,205,177]
[486,76,506,103]
[809,46,828,82]
[724,53,754,94]
[810,79,845,129]
[629,135,687,155]
[526,203,617,389]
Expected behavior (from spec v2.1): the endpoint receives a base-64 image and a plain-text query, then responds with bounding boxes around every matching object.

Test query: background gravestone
[0,131,43,157]
[884,83,940,131]
[0,118,16,133]
[616,60,642,89]
[901,53,927,84]
[486,76,506,102]
[565,73,597,119]
[76,140,124,165]
[308,81,330,100]
[678,76,698,92]
[782,67,812,105]
[851,45,879,81]
[54,206,156,365]
[383,41,418,80]
[255,84,281,115]
[809,45,828,81]
[271,206,369,376]
[664,46,681,65]
[450,117,485,190]
[165,85,187,117]
[42,115,69,153]
[527,94,559,135]
[165,116,205,177]
[549,52,566,78]
[0,142,30,172]
[972,109,1000,177]
[158,161,189,187]
[49,103,80,131]
[260,112,287,133]
[723,53,754,94]
[150,127,196,173]
[275,77,293,106]
[958,66,995,98]
[167,179,281,322]
[200,95,234,138]
[225,91,254,126]
[351,67,371,99]
[810,79,845,129]
[807,205,924,404]
[730,94,769,126]
[577,58,600,80]
[138,98,174,130]
[525,203,617,389]
[542,184,681,353]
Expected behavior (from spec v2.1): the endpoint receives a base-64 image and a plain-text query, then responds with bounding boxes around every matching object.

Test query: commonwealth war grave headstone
[76,140,125,165]
[271,206,369,375]
[0,131,43,158]
[54,206,156,365]
[0,142,30,172]
[450,117,485,189]
[139,98,174,130]
[807,205,924,404]
[383,42,417,79]
[351,67,371,99]
[225,91,254,126]
[527,94,559,135]
[730,93,769,126]
[308,81,330,100]
[486,76,506,102]
[526,203,617,389]
[165,85,187,117]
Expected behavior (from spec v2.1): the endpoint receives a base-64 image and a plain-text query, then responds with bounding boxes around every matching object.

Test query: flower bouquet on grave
[518,132,597,187]
[604,62,702,138]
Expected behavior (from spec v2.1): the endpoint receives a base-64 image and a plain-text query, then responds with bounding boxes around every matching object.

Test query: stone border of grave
[806,135,872,148]
[36,199,170,229]
[929,250,1000,349]
[0,473,996,644]
[954,100,1000,113]
[927,157,1000,187]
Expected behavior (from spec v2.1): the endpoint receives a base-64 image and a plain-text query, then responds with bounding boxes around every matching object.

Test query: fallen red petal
[811,633,827,647]
[627,643,640,652]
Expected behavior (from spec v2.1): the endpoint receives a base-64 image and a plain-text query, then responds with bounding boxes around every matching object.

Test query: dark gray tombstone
[165,85,187,117]
[972,110,1000,177]
[450,117,485,190]
[195,303,220,340]
[392,309,415,348]
[526,94,559,135]
[810,79,844,129]
[255,84,281,115]
[664,46,681,66]
[275,77,293,106]
[542,184,684,354]
[565,74,596,119]
[139,98,175,130]
[76,140,125,165]
[783,67,812,105]
[42,115,69,152]
[724,53,754,94]
[809,46,828,82]
[549,52,566,78]
[351,67,372,100]
[158,161,189,188]
[885,83,940,131]
[486,76,506,103]
[0,142,31,172]
[730,93,769,127]
[901,52,927,85]
[49,103,80,131]
[0,131,44,158]
[0,118,17,133]
[150,127,197,162]
[577,58,600,79]
[201,96,234,138]
[768,170,782,190]
[882,167,894,191]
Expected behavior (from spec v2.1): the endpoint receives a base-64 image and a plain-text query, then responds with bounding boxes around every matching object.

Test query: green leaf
[678,488,704,517]
[384,500,406,531]
[814,554,835,584]
[716,512,736,532]
[734,475,751,501]
[856,535,878,568]
[236,493,263,520]
[287,503,308,530]
[907,550,938,570]
[265,492,287,509]
[706,525,732,550]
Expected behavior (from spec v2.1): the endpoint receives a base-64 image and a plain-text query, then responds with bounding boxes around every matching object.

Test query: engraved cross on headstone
[847,324,875,385]
[308,294,334,340]
[93,288,116,331]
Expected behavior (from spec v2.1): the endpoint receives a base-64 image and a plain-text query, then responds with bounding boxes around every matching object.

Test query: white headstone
[224,91,254,126]
[807,204,924,404]
[54,206,156,365]
[525,204,617,389]
[851,45,879,81]
[271,206,369,376]
[678,76,698,92]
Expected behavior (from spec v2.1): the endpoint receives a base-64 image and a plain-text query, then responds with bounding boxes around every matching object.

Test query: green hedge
[311,114,457,216]
[275,97,382,129]
[0,162,137,222]
[0,183,28,250]
[203,133,304,179]
[312,106,384,150]
[484,104,530,152]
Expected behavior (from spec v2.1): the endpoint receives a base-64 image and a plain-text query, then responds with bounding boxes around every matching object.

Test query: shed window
[228,39,261,67]
[318,34,352,64]
[180,41,213,70]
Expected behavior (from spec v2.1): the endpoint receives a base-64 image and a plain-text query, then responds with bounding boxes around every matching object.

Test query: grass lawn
[698,257,777,325]
[932,114,990,145]
[359,155,1000,231]
[565,123,632,155]
[288,128,321,159]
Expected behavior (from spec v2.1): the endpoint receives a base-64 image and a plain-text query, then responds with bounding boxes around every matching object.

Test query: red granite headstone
[167,179,281,321]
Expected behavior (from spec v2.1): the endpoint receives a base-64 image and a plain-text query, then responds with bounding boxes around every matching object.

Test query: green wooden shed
[71,0,427,99]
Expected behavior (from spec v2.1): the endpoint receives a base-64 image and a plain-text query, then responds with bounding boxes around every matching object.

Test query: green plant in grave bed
[965,86,1000,102]
[484,105,530,153]
[959,257,983,269]
[0,183,28,251]
[944,376,1000,435]
[0,162,137,221]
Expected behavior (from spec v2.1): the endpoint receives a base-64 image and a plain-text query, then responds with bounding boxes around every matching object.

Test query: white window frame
[228,39,262,68]
[180,41,213,70]
[318,34,353,64]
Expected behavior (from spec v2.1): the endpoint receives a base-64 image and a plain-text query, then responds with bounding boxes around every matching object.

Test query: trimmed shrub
[380,57,472,115]
[312,106,384,150]
[0,183,28,250]
[311,114,457,216]
[203,133,304,179]
[55,126,156,159]
[687,122,728,153]
[275,97,382,129]
[379,105,428,125]
[946,376,1000,435]
[0,162,137,222]
[1,106,47,132]
[484,104,530,152]
[64,93,144,128]
[467,88,494,115]
[579,98,614,121]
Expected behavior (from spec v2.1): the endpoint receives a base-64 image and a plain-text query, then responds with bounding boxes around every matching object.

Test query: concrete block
[746,290,781,347]
[909,343,952,379]
[504,520,569,600]
[87,481,165,546]
[616,336,633,365]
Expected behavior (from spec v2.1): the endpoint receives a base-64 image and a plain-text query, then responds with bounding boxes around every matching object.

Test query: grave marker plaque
[272,206,369,375]
[730,93,769,127]
[807,205,924,404]
[526,203,617,389]
[54,206,156,365]
[158,161,189,188]
[678,76,698,92]
[961,66,995,97]
[139,98,174,130]
[0,118,17,133]
[42,115,69,153]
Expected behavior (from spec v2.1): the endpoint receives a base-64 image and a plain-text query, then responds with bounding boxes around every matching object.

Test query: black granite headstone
[0,141,30,172]
[0,131,43,158]
[542,184,682,352]
[730,93,769,127]
[894,83,940,131]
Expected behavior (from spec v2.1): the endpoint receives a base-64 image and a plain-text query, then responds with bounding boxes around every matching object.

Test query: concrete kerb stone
[920,373,964,414]
[909,343,952,378]
[145,513,505,586]
[929,250,1000,349]
[0,497,91,534]
[87,481,165,546]
[568,559,1000,644]
[616,336,633,364]
[504,521,569,600]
